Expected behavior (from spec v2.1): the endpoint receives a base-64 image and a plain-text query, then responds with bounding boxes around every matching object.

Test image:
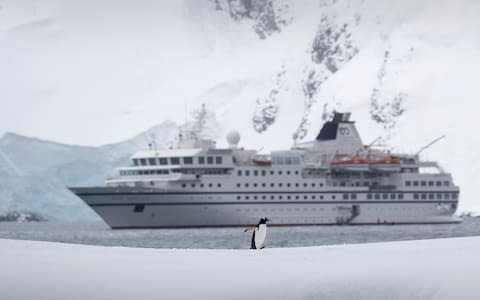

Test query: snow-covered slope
[0,121,177,220]
[1,0,479,213]
[1,237,479,299]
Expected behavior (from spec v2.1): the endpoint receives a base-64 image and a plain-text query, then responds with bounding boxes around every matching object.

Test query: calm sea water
[0,218,479,249]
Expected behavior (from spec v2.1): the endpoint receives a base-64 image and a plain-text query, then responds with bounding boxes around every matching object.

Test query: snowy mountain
[0,121,177,220]
[1,0,480,215]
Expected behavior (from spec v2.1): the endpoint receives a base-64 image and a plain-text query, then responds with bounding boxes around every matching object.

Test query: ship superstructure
[70,112,460,228]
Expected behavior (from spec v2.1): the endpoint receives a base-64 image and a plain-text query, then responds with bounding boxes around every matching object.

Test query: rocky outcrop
[253,67,286,132]
[213,0,291,39]
[293,16,358,143]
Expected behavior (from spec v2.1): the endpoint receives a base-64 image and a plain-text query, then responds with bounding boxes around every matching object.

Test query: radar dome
[226,130,240,147]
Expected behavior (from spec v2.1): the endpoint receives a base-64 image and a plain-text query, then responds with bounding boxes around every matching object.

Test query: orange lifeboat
[253,158,272,166]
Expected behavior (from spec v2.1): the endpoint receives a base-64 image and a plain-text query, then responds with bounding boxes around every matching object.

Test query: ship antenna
[416,135,446,155]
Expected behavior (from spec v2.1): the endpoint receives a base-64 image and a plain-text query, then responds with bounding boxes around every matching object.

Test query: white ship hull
[71,187,460,228]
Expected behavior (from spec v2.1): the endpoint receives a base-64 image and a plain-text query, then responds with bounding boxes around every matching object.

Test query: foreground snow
[0,237,479,300]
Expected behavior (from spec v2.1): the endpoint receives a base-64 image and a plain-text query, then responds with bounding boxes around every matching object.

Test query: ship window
[343,194,349,200]
[262,195,266,200]
[414,194,419,200]
[254,196,258,200]
[320,195,324,200]
[140,158,147,166]
[398,194,404,200]
[287,183,291,187]
[428,181,434,186]
[198,157,205,164]
[200,184,204,188]
[452,193,458,199]
[340,182,346,187]
[133,204,145,213]
[295,183,299,187]
[182,184,186,188]
[254,170,258,176]
[245,170,250,176]
[295,171,299,175]
[237,183,240,188]
[304,195,308,199]
[382,194,388,200]
[237,170,242,176]
[279,183,283,187]
[421,194,427,199]
[170,157,180,165]
[279,196,283,200]
[413,181,419,187]
[148,158,156,165]
[245,183,249,187]
[270,183,274,187]
[296,195,299,200]
[406,181,411,186]
[133,159,139,166]
[207,156,214,164]
[253,183,257,187]
[320,183,324,187]
[270,171,274,175]
[436,181,441,186]
[262,183,266,187]
[312,195,316,200]
[374,194,380,200]
[278,171,282,175]
[287,170,291,175]
[312,183,315,187]
[367,194,372,200]
[304,183,307,187]
[159,158,168,165]
[246,196,249,200]
[191,184,195,188]
[351,194,357,200]
[209,183,213,188]
[444,181,450,186]
[215,156,222,164]
[183,157,193,164]
[271,195,275,200]
[390,194,396,200]
[437,193,442,199]
[444,193,450,199]
[429,194,434,199]
[421,181,426,186]
[237,196,241,200]
[332,195,336,200]
[261,170,266,176]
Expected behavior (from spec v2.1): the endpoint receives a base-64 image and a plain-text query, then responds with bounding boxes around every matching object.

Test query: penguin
[244,217,270,249]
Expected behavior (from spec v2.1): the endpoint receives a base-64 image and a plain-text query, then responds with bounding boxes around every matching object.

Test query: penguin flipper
[244,227,256,233]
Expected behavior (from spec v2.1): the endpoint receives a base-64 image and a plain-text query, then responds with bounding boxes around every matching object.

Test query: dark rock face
[214,0,290,39]
[311,17,358,73]
[253,68,286,133]
[369,49,410,135]
[293,16,358,143]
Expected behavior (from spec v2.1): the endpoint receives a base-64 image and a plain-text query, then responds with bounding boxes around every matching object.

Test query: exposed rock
[213,0,291,39]
[253,67,286,133]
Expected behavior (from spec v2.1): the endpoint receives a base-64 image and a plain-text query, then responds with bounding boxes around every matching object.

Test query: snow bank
[1,237,479,300]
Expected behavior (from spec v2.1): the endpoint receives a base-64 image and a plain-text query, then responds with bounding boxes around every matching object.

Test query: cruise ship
[69,112,460,228]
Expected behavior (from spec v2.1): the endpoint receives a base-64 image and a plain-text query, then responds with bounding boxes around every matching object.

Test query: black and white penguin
[244,217,270,249]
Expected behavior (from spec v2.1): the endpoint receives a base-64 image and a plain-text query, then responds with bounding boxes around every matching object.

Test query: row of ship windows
[238,170,300,176]
[133,156,223,166]
[406,180,449,187]
[237,182,324,188]
[235,193,457,201]
[236,207,443,213]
